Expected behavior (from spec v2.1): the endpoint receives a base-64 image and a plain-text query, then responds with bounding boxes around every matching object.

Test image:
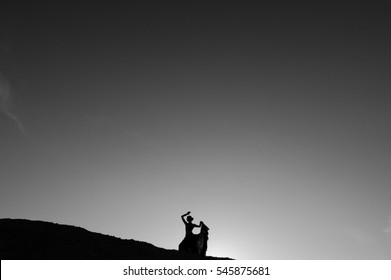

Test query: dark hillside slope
[0,219,230,260]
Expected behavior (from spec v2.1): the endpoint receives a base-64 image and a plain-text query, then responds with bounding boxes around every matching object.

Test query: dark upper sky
[1,1,391,259]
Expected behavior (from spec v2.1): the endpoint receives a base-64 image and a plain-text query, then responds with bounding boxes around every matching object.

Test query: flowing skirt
[178,233,197,253]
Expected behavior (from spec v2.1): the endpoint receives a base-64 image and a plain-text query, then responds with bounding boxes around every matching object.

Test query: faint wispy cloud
[341,225,374,244]
[384,215,391,234]
[0,74,26,135]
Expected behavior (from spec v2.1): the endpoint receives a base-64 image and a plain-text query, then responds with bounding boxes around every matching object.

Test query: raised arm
[181,211,191,224]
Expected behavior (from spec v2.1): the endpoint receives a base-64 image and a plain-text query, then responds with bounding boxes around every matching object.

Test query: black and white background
[1,1,391,259]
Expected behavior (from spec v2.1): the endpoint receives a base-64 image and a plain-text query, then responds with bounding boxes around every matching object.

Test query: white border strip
[2,260,391,280]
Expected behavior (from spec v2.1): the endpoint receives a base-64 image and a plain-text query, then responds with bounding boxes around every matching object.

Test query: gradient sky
[1,1,391,259]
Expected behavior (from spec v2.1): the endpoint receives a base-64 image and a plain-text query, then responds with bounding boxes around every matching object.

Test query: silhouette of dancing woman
[178,211,201,253]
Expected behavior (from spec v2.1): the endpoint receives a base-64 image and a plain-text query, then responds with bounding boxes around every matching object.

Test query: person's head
[187,216,194,223]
